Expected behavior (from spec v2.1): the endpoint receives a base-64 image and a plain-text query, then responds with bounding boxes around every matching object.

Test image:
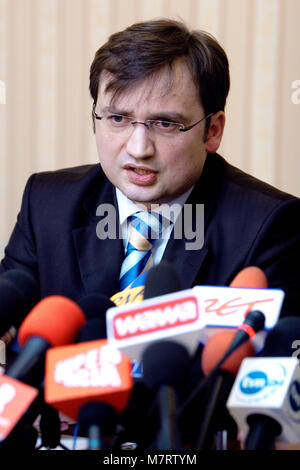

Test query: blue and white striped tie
[119,211,163,290]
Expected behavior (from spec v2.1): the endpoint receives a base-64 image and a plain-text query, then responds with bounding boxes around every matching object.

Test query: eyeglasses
[92,106,213,136]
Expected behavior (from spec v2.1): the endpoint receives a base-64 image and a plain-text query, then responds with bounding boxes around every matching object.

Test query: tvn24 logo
[239,362,286,400]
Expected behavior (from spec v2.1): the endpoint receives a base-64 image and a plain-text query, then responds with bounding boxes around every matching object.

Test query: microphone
[111,263,182,450]
[195,329,256,449]
[78,401,117,450]
[211,310,265,372]
[261,316,300,357]
[77,293,116,325]
[227,317,300,450]
[44,338,133,427]
[36,402,69,450]
[106,262,282,365]
[76,293,116,340]
[36,295,114,451]
[143,262,182,299]
[5,295,86,381]
[230,266,268,288]
[179,310,265,413]
[0,296,85,449]
[0,269,40,337]
[75,315,118,450]
[142,340,191,450]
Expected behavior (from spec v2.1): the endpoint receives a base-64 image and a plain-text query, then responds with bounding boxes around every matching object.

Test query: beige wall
[0,0,300,257]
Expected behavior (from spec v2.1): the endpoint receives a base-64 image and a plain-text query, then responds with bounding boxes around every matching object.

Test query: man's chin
[120,188,161,207]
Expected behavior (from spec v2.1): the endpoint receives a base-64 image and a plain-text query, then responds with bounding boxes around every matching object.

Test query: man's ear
[205,111,225,153]
[92,103,96,134]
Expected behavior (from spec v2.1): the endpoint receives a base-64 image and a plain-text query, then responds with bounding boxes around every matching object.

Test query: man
[1,18,299,318]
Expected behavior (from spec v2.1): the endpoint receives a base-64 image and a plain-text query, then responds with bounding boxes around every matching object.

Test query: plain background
[0,0,299,258]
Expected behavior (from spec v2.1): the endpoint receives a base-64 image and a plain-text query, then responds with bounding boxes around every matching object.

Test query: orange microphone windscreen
[18,295,86,347]
[201,330,256,376]
[230,266,268,288]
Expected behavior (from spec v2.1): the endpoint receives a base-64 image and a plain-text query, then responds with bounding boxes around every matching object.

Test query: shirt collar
[116,186,194,226]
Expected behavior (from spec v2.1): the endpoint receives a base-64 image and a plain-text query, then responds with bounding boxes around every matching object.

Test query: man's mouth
[124,165,158,185]
[130,167,154,175]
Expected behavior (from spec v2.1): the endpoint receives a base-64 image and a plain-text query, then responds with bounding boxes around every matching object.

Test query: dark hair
[89,18,230,118]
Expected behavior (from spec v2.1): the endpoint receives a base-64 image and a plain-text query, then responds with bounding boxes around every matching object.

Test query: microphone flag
[45,339,133,421]
[0,375,38,441]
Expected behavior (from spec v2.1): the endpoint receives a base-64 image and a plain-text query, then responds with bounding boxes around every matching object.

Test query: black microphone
[143,261,181,299]
[216,310,265,369]
[77,293,116,324]
[75,301,120,450]
[36,402,69,450]
[194,330,254,449]
[177,311,265,449]
[242,317,300,450]
[261,316,300,357]
[78,402,117,450]
[113,263,183,450]
[179,310,265,413]
[0,269,40,336]
[142,340,191,450]
[76,293,116,341]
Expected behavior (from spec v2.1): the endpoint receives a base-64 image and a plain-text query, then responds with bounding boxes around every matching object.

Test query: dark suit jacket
[1,153,300,317]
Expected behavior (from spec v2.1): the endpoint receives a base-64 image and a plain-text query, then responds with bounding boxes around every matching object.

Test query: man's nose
[125,124,155,159]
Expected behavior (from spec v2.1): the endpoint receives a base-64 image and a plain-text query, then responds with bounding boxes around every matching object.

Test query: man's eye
[109,115,128,125]
[155,120,178,130]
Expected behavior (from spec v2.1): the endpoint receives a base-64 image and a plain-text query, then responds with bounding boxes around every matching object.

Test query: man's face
[94,61,222,208]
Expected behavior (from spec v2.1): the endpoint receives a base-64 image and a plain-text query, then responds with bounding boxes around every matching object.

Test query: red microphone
[230,266,268,288]
[195,329,257,449]
[5,295,86,380]
[201,329,256,377]
[0,296,86,443]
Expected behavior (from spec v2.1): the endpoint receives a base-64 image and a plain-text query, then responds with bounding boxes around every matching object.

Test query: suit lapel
[72,178,123,298]
[163,153,224,289]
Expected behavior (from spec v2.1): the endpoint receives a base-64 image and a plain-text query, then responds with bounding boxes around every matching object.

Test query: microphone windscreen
[18,295,86,347]
[1,269,40,303]
[262,317,300,357]
[142,340,190,390]
[143,262,181,299]
[230,266,268,288]
[0,270,40,334]
[201,330,256,376]
[77,318,107,342]
[0,279,23,332]
[77,293,115,321]
[78,402,117,437]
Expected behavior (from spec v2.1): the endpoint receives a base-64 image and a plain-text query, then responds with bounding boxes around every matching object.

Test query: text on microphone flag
[45,339,133,421]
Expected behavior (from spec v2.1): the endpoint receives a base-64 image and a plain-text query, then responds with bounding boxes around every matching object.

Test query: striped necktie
[119,211,163,290]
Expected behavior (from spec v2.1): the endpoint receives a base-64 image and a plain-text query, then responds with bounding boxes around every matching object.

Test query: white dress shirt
[116,186,194,264]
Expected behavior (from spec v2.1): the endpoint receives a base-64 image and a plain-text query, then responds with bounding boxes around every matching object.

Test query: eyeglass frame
[92,103,214,133]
